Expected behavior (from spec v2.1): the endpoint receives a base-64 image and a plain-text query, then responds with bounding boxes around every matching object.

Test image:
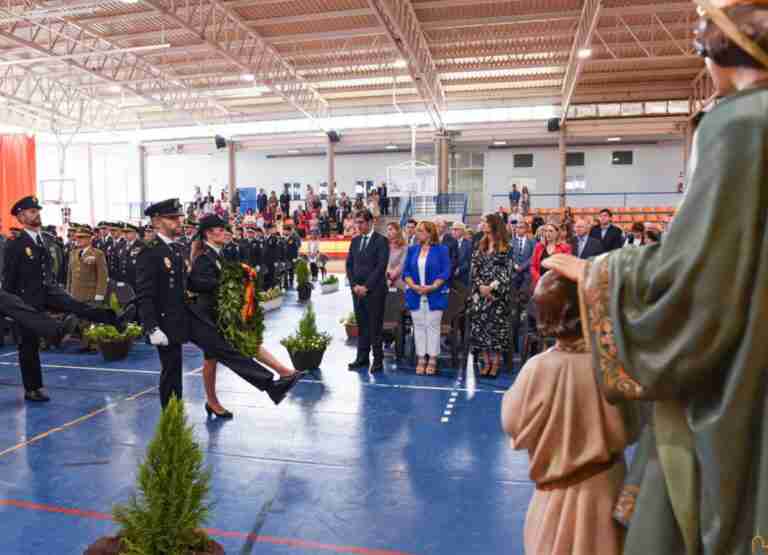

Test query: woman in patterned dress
[468,213,515,377]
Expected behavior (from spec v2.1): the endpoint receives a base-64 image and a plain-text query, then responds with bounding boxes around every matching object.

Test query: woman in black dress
[468,213,515,377]
[188,214,301,418]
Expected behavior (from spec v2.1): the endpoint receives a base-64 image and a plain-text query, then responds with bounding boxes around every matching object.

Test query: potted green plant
[83,322,143,362]
[83,397,224,555]
[259,286,284,312]
[320,274,339,294]
[295,258,312,302]
[340,311,358,339]
[281,302,331,372]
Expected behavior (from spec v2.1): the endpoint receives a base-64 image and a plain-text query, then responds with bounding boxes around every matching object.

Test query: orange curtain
[0,135,36,235]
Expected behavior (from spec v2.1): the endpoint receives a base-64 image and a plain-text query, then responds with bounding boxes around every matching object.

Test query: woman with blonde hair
[531,223,572,287]
[402,221,451,375]
[386,221,407,290]
[468,213,515,377]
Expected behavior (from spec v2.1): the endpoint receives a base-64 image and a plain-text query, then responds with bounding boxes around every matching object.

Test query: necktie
[360,235,368,252]
[35,235,44,249]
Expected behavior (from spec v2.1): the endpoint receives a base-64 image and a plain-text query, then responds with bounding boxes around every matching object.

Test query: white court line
[0,352,17,358]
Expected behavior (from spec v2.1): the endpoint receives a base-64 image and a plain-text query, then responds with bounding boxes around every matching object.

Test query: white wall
[146,150,228,204]
[235,150,413,196]
[36,142,140,227]
[484,142,684,210]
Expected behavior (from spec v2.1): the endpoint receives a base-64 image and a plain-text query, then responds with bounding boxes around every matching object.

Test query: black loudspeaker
[214,135,227,149]
[547,118,560,132]
[327,130,341,143]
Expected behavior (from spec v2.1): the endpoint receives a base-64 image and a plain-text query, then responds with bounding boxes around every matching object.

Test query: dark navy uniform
[284,232,301,289]
[135,208,189,408]
[4,197,124,398]
[262,231,281,289]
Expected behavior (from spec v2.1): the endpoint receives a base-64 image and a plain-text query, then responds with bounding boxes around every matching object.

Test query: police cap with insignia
[11,195,42,216]
[144,198,184,218]
[123,223,141,233]
[195,214,228,239]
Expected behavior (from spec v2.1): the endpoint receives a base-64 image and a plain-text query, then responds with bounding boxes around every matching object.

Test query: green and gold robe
[580,83,768,555]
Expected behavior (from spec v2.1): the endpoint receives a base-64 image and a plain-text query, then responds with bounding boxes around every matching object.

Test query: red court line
[0,499,415,555]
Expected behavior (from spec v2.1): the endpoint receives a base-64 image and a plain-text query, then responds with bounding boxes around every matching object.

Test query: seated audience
[403,221,451,376]
[502,271,633,555]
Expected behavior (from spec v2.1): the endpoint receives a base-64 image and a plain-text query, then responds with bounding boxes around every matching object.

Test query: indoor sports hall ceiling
[0,0,703,134]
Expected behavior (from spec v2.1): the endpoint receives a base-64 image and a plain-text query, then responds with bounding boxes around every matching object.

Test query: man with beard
[4,197,134,401]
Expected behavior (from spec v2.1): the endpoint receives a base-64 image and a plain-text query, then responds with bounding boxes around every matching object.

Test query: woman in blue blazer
[402,221,452,375]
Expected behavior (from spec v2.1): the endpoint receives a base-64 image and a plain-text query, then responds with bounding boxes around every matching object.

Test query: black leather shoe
[348,359,369,371]
[24,389,50,402]
[267,372,303,405]
[51,314,78,348]
[114,304,137,333]
[369,360,384,373]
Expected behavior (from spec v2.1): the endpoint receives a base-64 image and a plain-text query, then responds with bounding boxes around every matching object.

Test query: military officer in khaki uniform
[67,225,109,351]
[67,225,109,304]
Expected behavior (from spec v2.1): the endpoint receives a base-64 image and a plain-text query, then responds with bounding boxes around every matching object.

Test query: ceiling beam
[137,0,328,126]
[561,0,603,125]
[365,0,446,129]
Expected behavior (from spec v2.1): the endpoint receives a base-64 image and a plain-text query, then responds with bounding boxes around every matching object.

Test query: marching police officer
[4,196,133,402]
[135,199,190,408]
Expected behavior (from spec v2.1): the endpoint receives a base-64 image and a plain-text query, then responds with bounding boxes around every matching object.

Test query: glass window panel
[612,151,634,165]
[621,103,644,116]
[514,153,534,168]
[566,152,585,167]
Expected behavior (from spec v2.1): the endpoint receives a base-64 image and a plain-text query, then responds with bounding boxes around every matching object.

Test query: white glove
[149,328,169,347]
[94,295,104,302]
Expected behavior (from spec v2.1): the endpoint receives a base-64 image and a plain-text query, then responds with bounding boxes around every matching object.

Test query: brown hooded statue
[540,2,768,554]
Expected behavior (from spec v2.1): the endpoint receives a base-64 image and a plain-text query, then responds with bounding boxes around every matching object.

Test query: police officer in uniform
[107,222,126,279]
[117,223,142,292]
[283,225,301,289]
[4,197,134,401]
[135,199,190,408]
[261,223,280,289]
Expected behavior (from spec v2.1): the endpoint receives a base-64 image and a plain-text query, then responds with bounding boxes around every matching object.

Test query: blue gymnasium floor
[0,282,532,555]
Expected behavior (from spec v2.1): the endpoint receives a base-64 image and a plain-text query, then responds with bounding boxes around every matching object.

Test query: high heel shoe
[205,403,234,419]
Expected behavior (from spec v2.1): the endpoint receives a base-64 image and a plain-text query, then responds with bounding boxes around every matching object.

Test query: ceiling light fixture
[287,149,301,154]
[577,48,593,59]
[607,137,622,142]
[241,73,256,82]
[393,58,407,69]
[385,143,398,150]
[492,140,507,146]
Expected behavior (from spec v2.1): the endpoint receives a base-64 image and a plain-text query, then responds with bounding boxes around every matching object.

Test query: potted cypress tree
[281,302,331,372]
[83,396,224,554]
[295,258,313,302]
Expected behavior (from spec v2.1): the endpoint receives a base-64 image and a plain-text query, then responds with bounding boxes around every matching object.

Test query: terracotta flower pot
[287,348,326,372]
[83,533,225,555]
[97,338,133,362]
[345,324,359,339]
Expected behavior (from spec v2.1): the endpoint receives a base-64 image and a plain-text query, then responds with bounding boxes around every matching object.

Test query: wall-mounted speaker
[327,130,341,143]
[214,135,227,149]
[547,118,560,132]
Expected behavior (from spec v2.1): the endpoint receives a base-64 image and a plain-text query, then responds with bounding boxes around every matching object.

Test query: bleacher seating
[528,206,676,231]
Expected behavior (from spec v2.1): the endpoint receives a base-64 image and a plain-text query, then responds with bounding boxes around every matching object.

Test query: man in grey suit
[451,222,472,287]
[509,221,535,293]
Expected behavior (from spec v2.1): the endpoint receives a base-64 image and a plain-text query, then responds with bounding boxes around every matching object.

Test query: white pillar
[327,135,336,189]
[138,145,147,217]
[87,143,95,226]
[228,140,236,211]
[559,125,567,209]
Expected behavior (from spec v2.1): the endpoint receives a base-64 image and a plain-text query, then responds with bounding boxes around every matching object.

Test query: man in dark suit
[257,188,268,214]
[435,218,458,278]
[509,221,535,292]
[451,222,472,287]
[345,209,389,373]
[572,219,605,259]
[279,186,291,216]
[4,196,133,402]
[405,219,418,247]
[589,209,624,252]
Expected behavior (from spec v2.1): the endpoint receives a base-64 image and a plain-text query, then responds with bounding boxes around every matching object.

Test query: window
[612,151,634,165]
[566,152,585,167]
[514,153,534,168]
